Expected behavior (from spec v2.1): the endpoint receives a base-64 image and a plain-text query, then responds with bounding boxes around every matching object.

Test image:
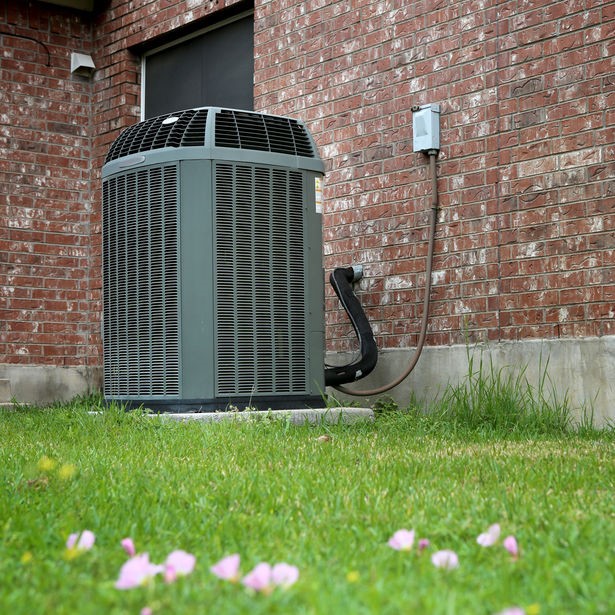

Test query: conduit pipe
[332,150,439,397]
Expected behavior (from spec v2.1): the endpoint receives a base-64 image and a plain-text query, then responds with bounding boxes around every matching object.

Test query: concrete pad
[152,407,374,425]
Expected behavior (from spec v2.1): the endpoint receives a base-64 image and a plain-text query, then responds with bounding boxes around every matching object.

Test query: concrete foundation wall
[2,337,613,427]
[327,336,615,427]
[0,365,102,406]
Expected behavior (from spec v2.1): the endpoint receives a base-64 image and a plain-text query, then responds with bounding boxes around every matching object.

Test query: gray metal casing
[102,108,325,411]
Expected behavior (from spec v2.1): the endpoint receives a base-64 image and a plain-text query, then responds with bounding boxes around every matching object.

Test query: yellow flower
[37,456,57,473]
[526,604,540,615]
[57,464,77,480]
[346,570,360,583]
[20,551,33,565]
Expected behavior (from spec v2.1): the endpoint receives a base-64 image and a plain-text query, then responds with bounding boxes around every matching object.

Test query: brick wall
[0,1,97,366]
[254,0,615,352]
[2,0,613,377]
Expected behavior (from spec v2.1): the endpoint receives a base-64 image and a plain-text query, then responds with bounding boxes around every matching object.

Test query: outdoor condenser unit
[102,107,326,412]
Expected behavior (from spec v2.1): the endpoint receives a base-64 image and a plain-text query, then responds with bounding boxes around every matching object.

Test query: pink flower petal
[272,563,299,588]
[66,530,95,552]
[495,608,525,615]
[140,609,153,615]
[165,550,196,576]
[210,553,241,582]
[418,538,430,552]
[121,538,136,557]
[115,553,163,590]
[66,533,78,550]
[477,523,501,547]
[503,535,519,558]
[387,529,415,551]
[242,562,273,593]
[164,566,176,584]
[431,550,459,569]
[78,530,95,550]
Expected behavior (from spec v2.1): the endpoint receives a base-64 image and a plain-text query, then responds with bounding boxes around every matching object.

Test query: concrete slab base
[151,407,374,425]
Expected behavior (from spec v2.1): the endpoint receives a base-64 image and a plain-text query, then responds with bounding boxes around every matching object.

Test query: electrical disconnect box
[412,104,440,153]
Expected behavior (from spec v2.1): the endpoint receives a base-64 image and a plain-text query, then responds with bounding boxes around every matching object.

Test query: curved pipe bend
[324,266,378,387]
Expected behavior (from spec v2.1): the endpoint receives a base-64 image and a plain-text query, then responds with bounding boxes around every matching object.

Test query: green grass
[1,395,613,614]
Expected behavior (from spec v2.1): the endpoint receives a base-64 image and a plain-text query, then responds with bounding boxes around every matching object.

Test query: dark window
[144,14,254,119]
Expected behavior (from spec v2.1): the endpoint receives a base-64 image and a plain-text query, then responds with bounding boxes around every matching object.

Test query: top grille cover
[105,107,316,162]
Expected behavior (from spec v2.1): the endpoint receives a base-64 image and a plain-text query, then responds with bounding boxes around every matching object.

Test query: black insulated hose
[324,267,379,386]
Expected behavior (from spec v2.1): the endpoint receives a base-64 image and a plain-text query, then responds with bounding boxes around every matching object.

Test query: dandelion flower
[57,463,77,480]
[37,455,57,473]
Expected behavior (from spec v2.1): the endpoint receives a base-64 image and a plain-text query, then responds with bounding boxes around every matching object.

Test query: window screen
[144,14,254,119]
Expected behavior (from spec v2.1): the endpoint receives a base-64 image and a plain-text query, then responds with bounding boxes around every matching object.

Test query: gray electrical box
[102,108,326,412]
[412,104,440,153]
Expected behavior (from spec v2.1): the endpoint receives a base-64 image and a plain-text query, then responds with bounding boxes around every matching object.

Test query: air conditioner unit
[102,107,326,412]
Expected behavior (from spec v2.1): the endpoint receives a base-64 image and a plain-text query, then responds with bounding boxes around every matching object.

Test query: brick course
[1,0,614,371]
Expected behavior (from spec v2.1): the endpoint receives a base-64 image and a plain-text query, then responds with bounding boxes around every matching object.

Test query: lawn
[0,399,613,614]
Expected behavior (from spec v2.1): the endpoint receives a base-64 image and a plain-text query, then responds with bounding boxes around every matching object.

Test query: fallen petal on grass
[477,523,501,547]
[388,529,415,551]
[242,562,273,593]
[121,538,136,557]
[65,530,95,558]
[115,553,163,590]
[165,550,196,579]
[503,535,519,559]
[272,563,299,588]
[210,553,241,582]
[431,550,459,569]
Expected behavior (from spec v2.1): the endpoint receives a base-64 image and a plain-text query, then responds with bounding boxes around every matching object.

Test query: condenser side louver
[102,107,325,412]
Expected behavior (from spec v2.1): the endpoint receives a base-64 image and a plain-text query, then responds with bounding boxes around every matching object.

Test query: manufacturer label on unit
[315,177,323,213]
